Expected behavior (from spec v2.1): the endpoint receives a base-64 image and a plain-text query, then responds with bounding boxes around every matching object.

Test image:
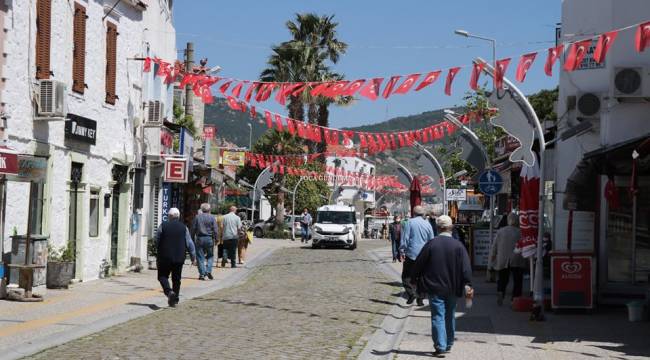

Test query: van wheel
[254,228,263,238]
[311,243,319,249]
[349,241,357,250]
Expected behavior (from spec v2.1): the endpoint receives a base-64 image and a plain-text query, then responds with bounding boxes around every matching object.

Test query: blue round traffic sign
[478,170,503,196]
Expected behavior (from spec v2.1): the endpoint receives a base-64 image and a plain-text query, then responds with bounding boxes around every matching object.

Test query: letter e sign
[164,158,188,183]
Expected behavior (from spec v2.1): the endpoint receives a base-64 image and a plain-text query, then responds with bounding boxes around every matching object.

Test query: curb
[358,247,413,360]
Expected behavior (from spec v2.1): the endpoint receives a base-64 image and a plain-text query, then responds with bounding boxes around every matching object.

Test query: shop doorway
[110,165,128,269]
[69,162,83,278]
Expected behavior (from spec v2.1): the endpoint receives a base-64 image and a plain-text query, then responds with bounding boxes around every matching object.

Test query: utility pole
[183,42,194,120]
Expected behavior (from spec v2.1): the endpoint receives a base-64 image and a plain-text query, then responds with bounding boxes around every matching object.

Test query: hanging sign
[0,147,18,175]
[164,157,188,183]
[7,155,47,182]
[65,114,97,145]
[221,150,246,167]
[446,188,467,201]
[203,125,216,140]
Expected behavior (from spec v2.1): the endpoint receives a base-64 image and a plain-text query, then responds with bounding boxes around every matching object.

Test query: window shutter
[72,3,86,94]
[105,22,117,104]
[35,0,51,80]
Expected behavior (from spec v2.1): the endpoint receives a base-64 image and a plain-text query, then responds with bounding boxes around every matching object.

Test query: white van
[311,205,357,250]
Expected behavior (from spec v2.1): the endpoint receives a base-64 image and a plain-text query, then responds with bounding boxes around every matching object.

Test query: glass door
[110,184,120,268]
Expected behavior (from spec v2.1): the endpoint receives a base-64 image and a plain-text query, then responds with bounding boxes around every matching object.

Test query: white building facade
[554,0,650,303]
[1,0,175,282]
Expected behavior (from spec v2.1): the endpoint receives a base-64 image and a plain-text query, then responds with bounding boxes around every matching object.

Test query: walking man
[412,215,473,357]
[389,214,403,263]
[155,208,196,307]
[490,213,526,305]
[399,205,435,306]
[192,203,218,280]
[221,206,242,268]
[300,208,312,243]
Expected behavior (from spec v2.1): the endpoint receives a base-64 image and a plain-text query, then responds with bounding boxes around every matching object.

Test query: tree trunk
[288,96,304,121]
[307,102,319,153]
[275,191,285,227]
[316,103,330,156]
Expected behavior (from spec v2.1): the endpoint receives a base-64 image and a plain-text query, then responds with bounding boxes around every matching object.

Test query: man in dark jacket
[412,215,473,357]
[156,208,196,307]
[191,203,218,280]
[389,214,402,263]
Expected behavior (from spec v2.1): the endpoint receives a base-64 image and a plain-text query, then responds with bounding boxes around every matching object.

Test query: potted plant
[147,237,157,270]
[46,244,75,289]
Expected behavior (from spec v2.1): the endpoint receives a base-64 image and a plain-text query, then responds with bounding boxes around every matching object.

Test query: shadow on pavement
[126,302,162,311]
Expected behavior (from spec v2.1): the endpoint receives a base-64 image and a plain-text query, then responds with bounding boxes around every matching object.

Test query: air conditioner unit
[147,100,164,123]
[37,80,66,117]
[575,92,602,119]
[611,67,650,98]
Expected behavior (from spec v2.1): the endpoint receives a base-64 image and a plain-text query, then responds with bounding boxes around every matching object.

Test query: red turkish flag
[201,87,214,104]
[264,111,273,129]
[296,121,306,138]
[515,52,537,83]
[239,100,247,113]
[219,81,233,94]
[231,82,244,98]
[143,57,152,72]
[331,129,340,145]
[415,71,441,91]
[444,67,461,96]
[398,133,405,148]
[469,62,485,90]
[422,128,429,143]
[564,39,592,72]
[323,128,331,145]
[274,114,284,132]
[544,44,564,76]
[495,58,511,90]
[359,78,384,100]
[390,134,397,150]
[274,84,290,105]
[635,21,650,52]
[341,79,366,96]
[323,81,350,97]
[594,31,618,63]
[286,118,296,135]
[250,105,257,118]
[310,82,333,97]
[244,82,259,103]
[255,83,275,102]
[179,74,195,88]
[382,76,401,99]
[313,126,322,143]
[359,133,368,148]
[291,83,308,97]
[393,74,421,95]
[226,96,241,110]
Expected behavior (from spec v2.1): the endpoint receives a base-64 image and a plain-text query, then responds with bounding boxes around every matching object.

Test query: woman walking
[389,214,403,263]
[489,213,526,305]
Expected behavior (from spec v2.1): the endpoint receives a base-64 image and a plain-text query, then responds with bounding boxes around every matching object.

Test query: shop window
[29,182,45,235]
[89,189,99,237]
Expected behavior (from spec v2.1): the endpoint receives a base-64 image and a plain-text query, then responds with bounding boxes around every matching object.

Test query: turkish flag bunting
[296,121,306,138]
[239,100,247,113]
[274,114,284,132]
[415,71,441,91]
[359,78,384,100]
[314,126,322,143]
[422,128,429,143]
[231,82,244,98]
[398,133,405,148]
[382,134,390,149]
[544,44,564,76]
[310,83,333,97]
[470,62,485,90]
[594,31,618,63]
[219,81,233,94]
[444,67,461,96]
[193,79,203,97]
[393,74,421,95]
[323,128,331,145]
[331,130,340,145]
[495,58,511,90]
[179,74,194,88]
[414,130,422,142]
[264,111,273,129]
[250,106,257,118]
[286,118,296,135]
[382,76,401,99]
[341,80,366,96]
[564,39,592,72]
[516,52,537,83]
[256,83,275,102]
[635,21,650,52]
[291,83,309,97]
[244,82,259,103]
[390,134,397,150]
[359,133,368,148]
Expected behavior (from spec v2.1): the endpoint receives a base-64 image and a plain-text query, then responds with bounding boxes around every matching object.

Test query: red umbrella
[410,177,422,217]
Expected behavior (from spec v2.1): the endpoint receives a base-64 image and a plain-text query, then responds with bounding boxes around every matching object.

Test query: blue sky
[173,1,561,128]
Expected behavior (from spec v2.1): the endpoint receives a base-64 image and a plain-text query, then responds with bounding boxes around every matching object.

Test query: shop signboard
[551,254,593,309]
[221,150,246,167]
[446,188,467,201]
[472,228,494,268]
[202,125,216,140]
[0,148,18,175]
[164,157,188,183]
[65,114,97,145]
[7,155,47,182]
[160,183,172,223]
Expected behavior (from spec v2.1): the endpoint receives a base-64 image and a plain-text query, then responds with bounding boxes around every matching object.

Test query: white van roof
[317,204,355,212]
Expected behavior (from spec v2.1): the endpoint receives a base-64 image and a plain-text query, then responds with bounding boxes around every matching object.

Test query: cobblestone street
[26,240,398,359]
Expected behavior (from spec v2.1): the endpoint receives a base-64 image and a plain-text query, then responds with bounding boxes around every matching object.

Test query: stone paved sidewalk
[367,245,650,360]
[0,238,293,360]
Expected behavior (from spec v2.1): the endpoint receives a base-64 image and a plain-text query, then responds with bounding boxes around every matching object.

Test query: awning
[0,146,18,175]
[564,135,650,210]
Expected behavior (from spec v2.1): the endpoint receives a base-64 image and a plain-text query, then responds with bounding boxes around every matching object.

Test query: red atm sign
[164,158,188,183]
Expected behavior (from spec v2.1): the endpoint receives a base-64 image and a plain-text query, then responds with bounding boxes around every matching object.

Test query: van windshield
[316,211,355,224]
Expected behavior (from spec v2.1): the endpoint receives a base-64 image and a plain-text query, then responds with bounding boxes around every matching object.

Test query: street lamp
[247,123,253,151]
[454,29,496,90]
[290,177,306,240]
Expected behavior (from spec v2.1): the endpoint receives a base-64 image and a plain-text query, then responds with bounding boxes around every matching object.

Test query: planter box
[46,261,74,289]
[10,235,48,286]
